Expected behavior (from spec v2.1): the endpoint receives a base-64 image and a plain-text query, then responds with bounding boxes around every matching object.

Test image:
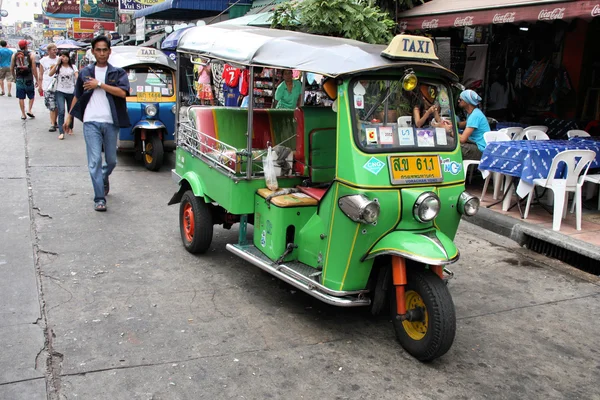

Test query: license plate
[388,155,443,185]
[137,92,161,102]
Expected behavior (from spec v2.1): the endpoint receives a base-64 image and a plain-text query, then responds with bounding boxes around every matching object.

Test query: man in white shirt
[39,43,59,131]
[64,36,131,212]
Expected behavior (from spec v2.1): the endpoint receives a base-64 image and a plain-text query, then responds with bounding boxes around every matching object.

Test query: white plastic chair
[463,159,480,184]
[498,127,523,139]
[523,125,549,133]
[524,130,550,141]
[523,150,596,231]
[574,174,600,211]
[481,131,511,200]
[566,130,591,138]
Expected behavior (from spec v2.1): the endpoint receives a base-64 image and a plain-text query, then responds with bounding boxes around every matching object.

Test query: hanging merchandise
[223,63,241,87]
[211,61,225,106]
[223,81,241,106]
[239,69,250,96]
[523,59,549,89]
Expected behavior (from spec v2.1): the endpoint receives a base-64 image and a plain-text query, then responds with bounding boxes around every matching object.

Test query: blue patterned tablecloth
[479,140,600,185]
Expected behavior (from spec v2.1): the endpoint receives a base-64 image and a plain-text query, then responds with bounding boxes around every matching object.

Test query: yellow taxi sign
[381,35,438,61]
[136,47,157,61]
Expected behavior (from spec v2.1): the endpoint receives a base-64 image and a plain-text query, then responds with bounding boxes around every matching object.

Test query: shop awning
[398,0,600,30]
[133,0,251,21]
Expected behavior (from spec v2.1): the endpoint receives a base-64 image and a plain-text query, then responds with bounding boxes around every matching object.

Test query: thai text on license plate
[388,155,443,184]
[137,92,161,102]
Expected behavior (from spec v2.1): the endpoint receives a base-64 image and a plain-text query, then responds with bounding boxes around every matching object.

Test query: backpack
[15,50,31,77]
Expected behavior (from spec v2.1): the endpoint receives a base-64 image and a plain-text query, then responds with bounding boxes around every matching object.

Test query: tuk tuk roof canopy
[177,25,456,79]
[109,46,176,70]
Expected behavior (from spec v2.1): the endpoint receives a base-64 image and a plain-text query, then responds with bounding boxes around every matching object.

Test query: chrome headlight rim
[413,191,440,223]
[338,194,381,225]
[457,191,480,216]
[145,104,158,117]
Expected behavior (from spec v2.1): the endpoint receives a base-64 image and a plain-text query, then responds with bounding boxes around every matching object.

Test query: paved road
[1,95,599,400]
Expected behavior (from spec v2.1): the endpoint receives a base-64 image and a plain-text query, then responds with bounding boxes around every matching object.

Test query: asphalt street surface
[1,94,600,400]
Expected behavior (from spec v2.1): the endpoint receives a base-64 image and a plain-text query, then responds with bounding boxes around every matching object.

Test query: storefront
[398,0,600,136]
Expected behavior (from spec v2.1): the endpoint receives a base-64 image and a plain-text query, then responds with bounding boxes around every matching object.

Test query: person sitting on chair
[456,89,490,160]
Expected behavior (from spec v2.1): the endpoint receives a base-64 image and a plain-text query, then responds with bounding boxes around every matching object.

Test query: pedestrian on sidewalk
[11,40,39,120]
[39,43,59,132]
[64,36,130,212]
[0,40,14,97]
[50,50,78,140]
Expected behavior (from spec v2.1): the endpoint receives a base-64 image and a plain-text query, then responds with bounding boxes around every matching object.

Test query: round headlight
[338,194,380,225]
[361,201,380,224]
[171,104,177,114]
[458,191,480,216]
[413,192,440,223]
[402,72,418,91]
[145,104,158,117]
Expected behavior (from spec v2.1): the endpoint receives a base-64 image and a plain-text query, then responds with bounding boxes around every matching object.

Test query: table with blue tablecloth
[479,139,600,210]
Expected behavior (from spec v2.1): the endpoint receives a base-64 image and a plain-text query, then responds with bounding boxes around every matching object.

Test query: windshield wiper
[148,66,168,86]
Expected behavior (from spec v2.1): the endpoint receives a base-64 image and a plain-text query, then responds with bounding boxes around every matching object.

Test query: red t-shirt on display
[223,64,241,87]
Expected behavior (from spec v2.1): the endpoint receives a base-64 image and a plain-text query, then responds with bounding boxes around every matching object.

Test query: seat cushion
[297,186,327,201]
[257,188,318,207]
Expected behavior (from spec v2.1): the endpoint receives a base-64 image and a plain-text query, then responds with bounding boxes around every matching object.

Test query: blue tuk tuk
[109,46,177,171]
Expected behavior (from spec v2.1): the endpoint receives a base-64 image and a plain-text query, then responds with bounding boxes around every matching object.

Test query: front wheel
[179,190,213,254]
[144,134,164,171]
[391,268,456,362]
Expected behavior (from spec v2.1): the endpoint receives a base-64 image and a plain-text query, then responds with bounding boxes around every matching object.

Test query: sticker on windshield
[416,129,435,147]
[363,157,386,175]
[398,127,415,146]
[366,128,378,144]
[435,128,447,146]
[137,86,143,93]
[162,87,170,95]
[354,94,364,109]
[379,126,394,145]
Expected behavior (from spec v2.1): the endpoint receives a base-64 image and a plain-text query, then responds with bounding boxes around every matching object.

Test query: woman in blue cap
[456,89,490,160]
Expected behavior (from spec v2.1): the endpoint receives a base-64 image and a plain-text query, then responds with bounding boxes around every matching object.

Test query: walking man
[11,40,38,120]
[0,40,14,96]
[39,43,59,131]
[64,36,130,212]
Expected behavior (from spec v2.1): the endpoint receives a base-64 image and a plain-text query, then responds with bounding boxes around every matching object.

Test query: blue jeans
[83,122,118,203]
[55,91,74,134]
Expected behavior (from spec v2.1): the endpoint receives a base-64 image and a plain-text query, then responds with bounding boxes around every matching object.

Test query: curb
[466,207,600,262]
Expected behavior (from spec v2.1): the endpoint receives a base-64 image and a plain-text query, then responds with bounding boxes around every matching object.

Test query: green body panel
[212,108,248,149]
[175,148,302,213]
[335,81,466,189]
[367,229,458,264]
[319,182,403,291]
[253,195,316,262]
[296,213,328,268]
[310,128,337,182]
[297,107,337,178]
[268,110,297,147]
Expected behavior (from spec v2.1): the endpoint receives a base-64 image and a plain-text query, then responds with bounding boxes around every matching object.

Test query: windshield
[351,78,457,153]
[126,68,174,97]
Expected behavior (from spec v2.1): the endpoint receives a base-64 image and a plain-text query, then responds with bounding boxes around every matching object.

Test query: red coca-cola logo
[421,19,439,29]
[454,16,474,27]
[538,8,565,20]
[592,5,600,17]
[492,12,516,24]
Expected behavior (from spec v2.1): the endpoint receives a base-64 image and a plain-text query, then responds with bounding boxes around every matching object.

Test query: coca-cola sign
[592,5,600,17]
[538,8,565,20]
[454,16,474,27]
[421,19,439,29]
[492,12,516,24]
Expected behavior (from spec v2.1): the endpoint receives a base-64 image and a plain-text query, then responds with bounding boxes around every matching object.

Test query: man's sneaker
[49,125,57,132]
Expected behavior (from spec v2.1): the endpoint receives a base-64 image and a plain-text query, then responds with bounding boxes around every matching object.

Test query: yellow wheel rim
[402,290,428,341]
[145,142,153,164]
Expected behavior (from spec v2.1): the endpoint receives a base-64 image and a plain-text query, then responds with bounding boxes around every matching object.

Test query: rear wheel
[179,191,213,254]
[144,134,164,171]
[391,268,456,362]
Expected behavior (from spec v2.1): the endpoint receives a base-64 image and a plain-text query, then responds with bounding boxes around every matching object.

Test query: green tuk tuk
[169,25,480,361]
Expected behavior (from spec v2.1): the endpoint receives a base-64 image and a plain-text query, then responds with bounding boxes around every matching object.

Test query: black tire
[391,268,456,362]
[144,134,164,171]
[179,190,213,254]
